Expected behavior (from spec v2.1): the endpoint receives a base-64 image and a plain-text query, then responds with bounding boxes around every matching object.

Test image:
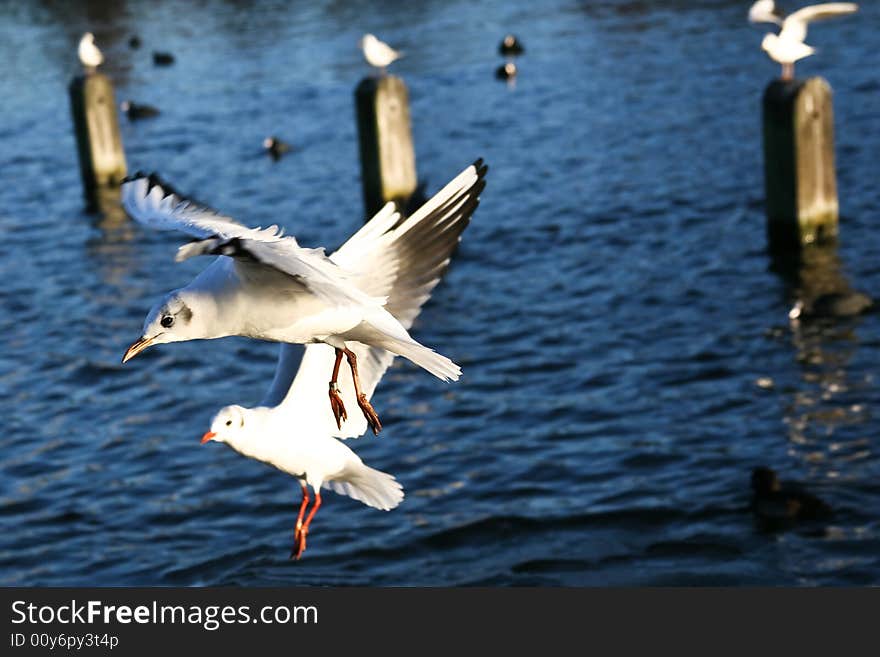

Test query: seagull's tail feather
[327,463,404,511]
[352,310,462,382]
[384,337,461,382]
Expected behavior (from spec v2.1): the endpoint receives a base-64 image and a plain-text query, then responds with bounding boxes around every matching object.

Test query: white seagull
[120,161,487,435]
[749,2,859,80]
[78,32,104,72]
[200,178,476,558]
[359,33,403,73]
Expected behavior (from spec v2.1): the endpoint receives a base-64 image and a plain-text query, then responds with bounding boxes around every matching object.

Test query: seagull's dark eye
[225,420,232,427]
[160,315,174,328]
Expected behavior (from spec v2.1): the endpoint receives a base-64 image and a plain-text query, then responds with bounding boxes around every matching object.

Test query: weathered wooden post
[354,75,417,219]
[69,73,127,205]
[762,77,838,251]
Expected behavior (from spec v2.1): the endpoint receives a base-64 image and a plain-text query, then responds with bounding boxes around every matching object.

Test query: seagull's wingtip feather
[121,170,148,185]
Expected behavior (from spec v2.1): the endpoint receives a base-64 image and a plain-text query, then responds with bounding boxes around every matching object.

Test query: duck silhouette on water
[789,290,873,322]
[152,51,175,66]
[499,34,525,56]
[263,136,291,160]
[750,466,831,528]
[495,61,517,81]
[121,100,160,120]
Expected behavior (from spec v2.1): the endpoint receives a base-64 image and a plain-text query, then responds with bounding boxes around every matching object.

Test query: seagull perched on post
[120,161,488,435]
[78,32,104,72]
[359,33,403,73]
[199,176,476,558]
[749,2,859,80]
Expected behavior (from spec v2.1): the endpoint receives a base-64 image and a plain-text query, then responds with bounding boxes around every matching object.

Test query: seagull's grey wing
[228,237,384,309]
[122,172,383,309]
[334,158,487,325]
[269,159,488,439]
[782,2,858,42]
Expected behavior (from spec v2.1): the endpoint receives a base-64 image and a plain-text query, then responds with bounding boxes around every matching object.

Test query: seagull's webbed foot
[327,349,348,429]
[328,382,348,430]
[357,394,383,436]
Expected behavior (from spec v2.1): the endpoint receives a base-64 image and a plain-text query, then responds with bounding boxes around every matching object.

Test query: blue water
[1,0,878,586]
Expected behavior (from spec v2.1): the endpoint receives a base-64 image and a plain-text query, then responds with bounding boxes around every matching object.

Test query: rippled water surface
[1,0,879,586]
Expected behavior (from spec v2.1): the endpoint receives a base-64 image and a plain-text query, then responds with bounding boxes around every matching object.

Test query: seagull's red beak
[122,335,157,363]
[201,432,216,444]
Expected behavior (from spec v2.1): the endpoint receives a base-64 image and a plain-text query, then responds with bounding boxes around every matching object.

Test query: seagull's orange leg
[328,348,348,429]
[343,347,382,435]
[782,62,793,81]
[292,491,322,560]
[292,481,309,550]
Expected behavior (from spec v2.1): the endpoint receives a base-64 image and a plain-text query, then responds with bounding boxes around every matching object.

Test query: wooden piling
[762,77,838,251]
[354,75,417,219]
[69,73,127,202]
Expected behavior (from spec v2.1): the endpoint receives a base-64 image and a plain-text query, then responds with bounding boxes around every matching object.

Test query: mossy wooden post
[762,77,838,251]
[355,75,417,219]
[69,73,127,205]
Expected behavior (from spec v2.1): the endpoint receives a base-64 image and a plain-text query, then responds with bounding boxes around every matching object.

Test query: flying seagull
[359,33,403,73]
[120,161,487,435]
[749,2,859,80]
[200,181,475,558]
[78,32,104,72]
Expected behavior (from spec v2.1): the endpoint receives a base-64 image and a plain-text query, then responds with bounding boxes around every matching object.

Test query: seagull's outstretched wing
[781,2,859,43]
[121,173,254,238]
[120,172,382,309]
[264,159,488,438]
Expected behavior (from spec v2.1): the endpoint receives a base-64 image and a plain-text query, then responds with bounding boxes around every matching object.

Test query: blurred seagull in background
[120,161,488,435]
[749,2,859,80]
[359,33,402,73]
[199,177,477,558]
[749,0,784,25]
[78,32,104,72]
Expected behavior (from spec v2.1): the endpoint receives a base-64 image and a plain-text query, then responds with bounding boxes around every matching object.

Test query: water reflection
[84,185,141,287]
[775,243,874,480]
